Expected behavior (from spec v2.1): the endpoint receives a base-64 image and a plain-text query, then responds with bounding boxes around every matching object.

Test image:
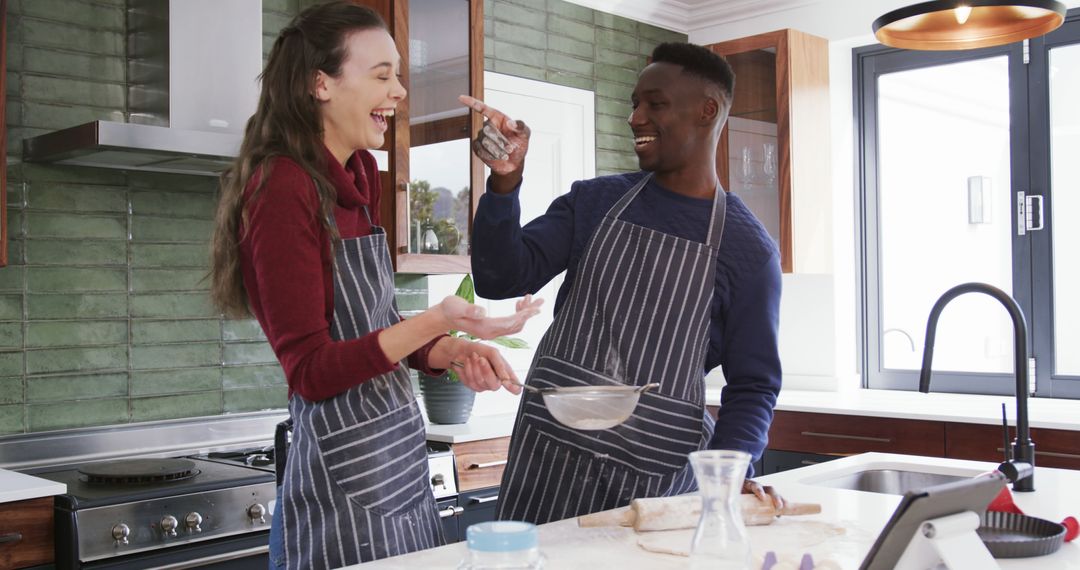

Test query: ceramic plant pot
[419,371,476,424]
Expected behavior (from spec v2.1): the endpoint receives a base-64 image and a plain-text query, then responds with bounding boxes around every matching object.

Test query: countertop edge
[0,469,66,503]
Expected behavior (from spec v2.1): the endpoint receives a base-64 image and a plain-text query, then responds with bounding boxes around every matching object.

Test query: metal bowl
[537,384,659,431]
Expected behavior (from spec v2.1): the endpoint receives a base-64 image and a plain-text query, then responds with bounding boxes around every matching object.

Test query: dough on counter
[635,518,847,563]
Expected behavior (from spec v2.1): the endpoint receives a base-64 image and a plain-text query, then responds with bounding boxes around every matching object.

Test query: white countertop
[425,413,517,443]
[0,468,66,503]
[766,388,1080,430]
[352,453,1080,569]
[427,388,1080,444]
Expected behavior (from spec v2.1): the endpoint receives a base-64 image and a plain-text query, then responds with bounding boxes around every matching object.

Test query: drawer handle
[470,495,500,505]
[800,460,820,466]
[0,532,22,545]
[801,431,893,443]
[997,447,1080,460]
[469,460,508,470]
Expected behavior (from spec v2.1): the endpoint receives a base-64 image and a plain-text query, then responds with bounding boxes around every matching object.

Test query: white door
[429,72,595,412]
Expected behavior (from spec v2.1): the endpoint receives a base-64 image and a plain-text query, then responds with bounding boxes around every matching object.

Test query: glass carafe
[688,450,752,570]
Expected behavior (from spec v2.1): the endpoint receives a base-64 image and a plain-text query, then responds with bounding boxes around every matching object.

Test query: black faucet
[918,282,1035,492]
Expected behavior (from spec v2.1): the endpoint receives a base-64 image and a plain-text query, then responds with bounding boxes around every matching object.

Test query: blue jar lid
[466,521,538,552]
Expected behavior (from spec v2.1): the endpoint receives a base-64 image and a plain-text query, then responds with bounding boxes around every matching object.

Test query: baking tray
[978,511,1066,558]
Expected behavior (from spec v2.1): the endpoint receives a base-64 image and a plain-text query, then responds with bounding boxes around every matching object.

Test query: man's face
[628,62,708,173]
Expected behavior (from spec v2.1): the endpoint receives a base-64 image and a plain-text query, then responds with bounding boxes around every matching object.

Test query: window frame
[857,9,1080,398]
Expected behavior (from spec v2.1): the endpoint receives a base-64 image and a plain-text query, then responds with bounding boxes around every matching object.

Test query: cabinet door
[357,0,484,274]
[706,29,831,273]
[945,422,1080,470]
[459,486,500,539]
[454,436,510,492]
[768,410,946,457]
[355,0,483,273]
[0,497,54,569]
[761,449,839,475]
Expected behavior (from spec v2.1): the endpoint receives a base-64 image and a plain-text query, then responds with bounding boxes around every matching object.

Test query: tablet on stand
[860,471,1007,570]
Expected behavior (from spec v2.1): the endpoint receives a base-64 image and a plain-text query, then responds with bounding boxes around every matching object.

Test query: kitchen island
[353,453,1080,569]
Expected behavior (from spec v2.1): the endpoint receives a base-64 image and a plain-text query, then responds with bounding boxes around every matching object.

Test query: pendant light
[873,0,1067,51]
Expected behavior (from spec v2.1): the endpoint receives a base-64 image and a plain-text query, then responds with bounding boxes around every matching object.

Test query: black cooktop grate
[77,458,200,485]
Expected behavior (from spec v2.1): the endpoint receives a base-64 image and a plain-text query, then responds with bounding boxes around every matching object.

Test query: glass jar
[458,521,545,570]
[688,449,752,570]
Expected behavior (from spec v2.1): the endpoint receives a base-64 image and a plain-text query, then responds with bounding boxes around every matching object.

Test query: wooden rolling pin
[578,494,821,532]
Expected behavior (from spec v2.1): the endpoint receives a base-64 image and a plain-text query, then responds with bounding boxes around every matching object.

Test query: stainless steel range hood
[22,0,262,177]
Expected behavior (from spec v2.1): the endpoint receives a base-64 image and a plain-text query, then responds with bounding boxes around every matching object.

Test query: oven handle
[148,545,269,570]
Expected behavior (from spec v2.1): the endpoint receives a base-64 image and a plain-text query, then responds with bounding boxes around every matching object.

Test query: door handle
[469,495,499,505]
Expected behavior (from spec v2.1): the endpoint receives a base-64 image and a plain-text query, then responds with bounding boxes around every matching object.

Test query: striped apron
[282,214,444,569]
[496,173,726,525]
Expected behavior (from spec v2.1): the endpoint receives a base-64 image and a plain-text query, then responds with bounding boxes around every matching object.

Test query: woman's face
[316,28,406,160]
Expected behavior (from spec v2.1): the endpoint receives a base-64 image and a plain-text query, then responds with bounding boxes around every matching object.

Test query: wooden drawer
[768,410,945,457]
[0,497,54,569]
[454,437,511,492]
[945,423,1080,470]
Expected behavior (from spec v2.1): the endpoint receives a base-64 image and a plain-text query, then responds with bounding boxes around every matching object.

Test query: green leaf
[490,336,529,349]
[454,274,476,304]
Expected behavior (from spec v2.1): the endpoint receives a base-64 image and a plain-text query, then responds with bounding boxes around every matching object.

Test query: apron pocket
[314,402,431,517]
[525,355,704,478]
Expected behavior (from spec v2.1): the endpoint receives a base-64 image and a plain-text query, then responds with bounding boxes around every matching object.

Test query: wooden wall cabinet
[706,29,831,273]
[0,497,54,569]
[359,0,485,274]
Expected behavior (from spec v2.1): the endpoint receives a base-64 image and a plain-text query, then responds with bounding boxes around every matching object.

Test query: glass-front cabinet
[706,29,831,273]
[359,0,483,273]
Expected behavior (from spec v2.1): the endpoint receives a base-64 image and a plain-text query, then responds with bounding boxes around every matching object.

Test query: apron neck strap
[608,172,728,250]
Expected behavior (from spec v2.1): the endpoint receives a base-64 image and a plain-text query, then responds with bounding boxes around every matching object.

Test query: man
[460,42,782,525]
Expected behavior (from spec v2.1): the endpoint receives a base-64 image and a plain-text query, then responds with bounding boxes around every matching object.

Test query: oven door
[80,531,269,570]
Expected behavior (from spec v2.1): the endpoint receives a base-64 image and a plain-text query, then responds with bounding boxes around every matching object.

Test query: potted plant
[419,274,529,424]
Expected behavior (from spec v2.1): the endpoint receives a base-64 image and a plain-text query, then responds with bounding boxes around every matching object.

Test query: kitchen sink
[810,468,969,495]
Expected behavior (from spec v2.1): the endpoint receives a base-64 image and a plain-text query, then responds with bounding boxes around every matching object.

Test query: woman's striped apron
[496,173,726,525]
[282,216,444,569]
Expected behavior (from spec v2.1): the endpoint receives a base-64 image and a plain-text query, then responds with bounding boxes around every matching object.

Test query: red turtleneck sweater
[239,148,443,402]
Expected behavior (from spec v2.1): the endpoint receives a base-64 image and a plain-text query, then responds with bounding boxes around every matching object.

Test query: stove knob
[247,503,267,524]
[160,515,178,538]
[431,473,445,489]
[184,512,203,533]
[111,523,130,546]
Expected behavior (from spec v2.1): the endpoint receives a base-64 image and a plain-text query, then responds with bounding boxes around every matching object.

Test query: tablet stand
[893,511,1000,570]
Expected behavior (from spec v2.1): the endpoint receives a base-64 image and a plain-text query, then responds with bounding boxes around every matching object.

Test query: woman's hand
[742,478,785,511]
[436,295,543,340]
[437,339,523,395]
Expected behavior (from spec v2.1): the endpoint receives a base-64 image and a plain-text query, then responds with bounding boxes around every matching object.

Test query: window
[856,10,1080,398]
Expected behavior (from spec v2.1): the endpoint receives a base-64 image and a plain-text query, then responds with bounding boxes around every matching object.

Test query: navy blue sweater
[472,171,782,470]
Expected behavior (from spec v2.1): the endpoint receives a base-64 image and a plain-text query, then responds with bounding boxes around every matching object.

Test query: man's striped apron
[496,173,726,525]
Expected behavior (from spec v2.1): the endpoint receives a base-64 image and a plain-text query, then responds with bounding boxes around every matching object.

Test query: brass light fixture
[873,0,1067,50]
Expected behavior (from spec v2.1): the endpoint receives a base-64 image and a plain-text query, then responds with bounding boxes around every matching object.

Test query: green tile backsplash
[483,0,686,176]
[1,0,681,435]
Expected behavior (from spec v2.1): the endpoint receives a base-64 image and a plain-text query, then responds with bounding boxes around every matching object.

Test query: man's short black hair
[650,42,735,104]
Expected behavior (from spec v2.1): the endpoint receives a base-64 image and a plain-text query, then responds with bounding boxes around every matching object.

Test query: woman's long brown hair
[210,2,388,318]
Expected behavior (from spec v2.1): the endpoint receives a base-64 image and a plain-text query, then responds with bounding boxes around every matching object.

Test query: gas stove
[32,452,277,568]
[1,412,460,569]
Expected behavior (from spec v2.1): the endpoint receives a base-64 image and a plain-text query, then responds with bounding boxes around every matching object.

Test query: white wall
[689,0,1080,391]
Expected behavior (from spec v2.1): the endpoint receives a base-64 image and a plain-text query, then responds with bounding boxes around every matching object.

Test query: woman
[208,3,541,568]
